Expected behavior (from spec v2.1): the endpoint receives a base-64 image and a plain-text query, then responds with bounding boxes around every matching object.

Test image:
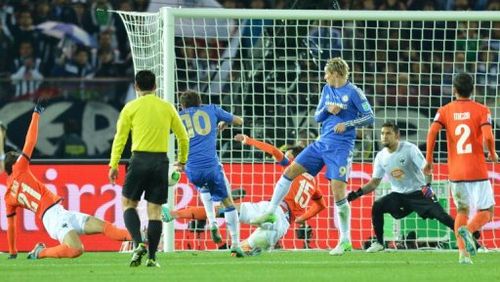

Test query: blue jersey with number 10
[179,105,234,169]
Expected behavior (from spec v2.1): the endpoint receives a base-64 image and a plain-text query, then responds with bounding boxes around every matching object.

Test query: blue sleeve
[314,85,330,122]
[214,105,234,123]
[344,87,374,128]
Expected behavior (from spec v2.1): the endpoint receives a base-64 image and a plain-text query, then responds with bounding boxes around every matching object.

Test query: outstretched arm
[22,112,40,159]
[234,134,289,166]
[7,212,17,257]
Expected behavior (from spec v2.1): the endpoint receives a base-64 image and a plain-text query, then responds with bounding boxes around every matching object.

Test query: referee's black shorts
[123,151,169,205]
[374,191,445,220]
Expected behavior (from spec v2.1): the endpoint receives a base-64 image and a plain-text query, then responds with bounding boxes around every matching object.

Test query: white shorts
[239,201,290,250]
[42,204,89,243]
[450,180,495,211]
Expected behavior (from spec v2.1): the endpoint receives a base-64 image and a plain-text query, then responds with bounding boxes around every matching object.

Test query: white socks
[267,175,293,213]
[335,198,351,243]
[224,207,240,247]
[200,190,216,226]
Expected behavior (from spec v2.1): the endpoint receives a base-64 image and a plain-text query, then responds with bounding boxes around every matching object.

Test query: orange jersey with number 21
[433,100,491,181]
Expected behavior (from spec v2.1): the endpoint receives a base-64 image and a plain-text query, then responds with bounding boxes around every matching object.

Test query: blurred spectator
[49,0,77,24]
[33,0,51,25]
[91,30,120,68]
[51,47,95,77]
[379,0,406,10]
[0,20,13,77]
[95,48,121,77]
[10,41,44,98]
[455,22,480,62]
[134,0,150,11]
[0,0,15,39]
[11,10,40,51]
[476,46,499,97]
[55,118,88,158]
[113,1,132,62]
[71,1,90,28]
[308,20,343,68]
[487,21,500,51]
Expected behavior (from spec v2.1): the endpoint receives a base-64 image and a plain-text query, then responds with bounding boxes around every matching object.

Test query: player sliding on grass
[162,134,326,254]
[4,103,131,260]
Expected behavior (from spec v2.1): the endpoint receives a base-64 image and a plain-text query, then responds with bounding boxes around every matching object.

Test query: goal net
[115,8,500,252]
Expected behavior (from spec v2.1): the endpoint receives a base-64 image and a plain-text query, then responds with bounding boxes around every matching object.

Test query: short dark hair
[453,73,474,98]
[382,121,400,135]
[135,70,156,91]
[5,151,21,175]
[180,90,201,109]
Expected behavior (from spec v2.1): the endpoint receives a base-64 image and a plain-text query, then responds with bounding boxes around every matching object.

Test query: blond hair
[325,57,350,80]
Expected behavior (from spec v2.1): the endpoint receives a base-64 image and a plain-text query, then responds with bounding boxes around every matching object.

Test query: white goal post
[113,8,500,252]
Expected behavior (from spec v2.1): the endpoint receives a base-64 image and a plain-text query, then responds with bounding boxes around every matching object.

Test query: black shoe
[130,243,147,267]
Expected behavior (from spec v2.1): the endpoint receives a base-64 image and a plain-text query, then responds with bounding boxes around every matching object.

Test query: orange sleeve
[22,112,40,159]
[426,122,442,163]
[245,136,285,163]
[7,214,17,255]
[296,196,326,222]
[482,124,496,156]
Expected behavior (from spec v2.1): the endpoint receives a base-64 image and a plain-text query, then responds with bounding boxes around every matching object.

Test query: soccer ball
[168,169,181,187]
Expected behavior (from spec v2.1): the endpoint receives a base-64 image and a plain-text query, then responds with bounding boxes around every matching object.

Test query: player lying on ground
[4,103,131,259]
[162,135,326,254]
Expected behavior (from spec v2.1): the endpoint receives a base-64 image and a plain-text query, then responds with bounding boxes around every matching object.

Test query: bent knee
[68,247,84,258]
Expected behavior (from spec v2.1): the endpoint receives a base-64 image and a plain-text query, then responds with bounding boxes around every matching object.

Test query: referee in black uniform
[108,70,189,267]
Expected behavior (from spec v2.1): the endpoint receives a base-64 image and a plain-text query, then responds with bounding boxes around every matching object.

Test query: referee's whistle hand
[174,162,185,172]
[109,168,118,185]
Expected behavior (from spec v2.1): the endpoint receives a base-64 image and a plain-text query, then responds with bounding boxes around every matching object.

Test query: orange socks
[39,245,82,259]
[454,213,468,251]
[103,221,132,241]
[172,207,207,220]
[467,211,493,233]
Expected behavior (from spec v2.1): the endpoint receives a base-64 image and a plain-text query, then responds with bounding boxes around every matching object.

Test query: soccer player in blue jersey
[251,57,374,256]
[177,90,244,257]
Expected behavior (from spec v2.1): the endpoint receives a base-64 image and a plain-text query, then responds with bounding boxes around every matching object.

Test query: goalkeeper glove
[421,183,434,199]
[34,100,46,114]
[347,188,364,202]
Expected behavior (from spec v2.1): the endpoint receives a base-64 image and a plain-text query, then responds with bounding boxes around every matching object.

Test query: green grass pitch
[2,251,499,282]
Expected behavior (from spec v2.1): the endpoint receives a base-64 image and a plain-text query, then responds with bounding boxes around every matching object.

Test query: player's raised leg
[250,163,305,225]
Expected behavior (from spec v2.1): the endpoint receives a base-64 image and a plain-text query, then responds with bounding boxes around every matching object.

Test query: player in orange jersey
[4,103,131,260]
[163,134,326,254]
[424,73,497,264]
